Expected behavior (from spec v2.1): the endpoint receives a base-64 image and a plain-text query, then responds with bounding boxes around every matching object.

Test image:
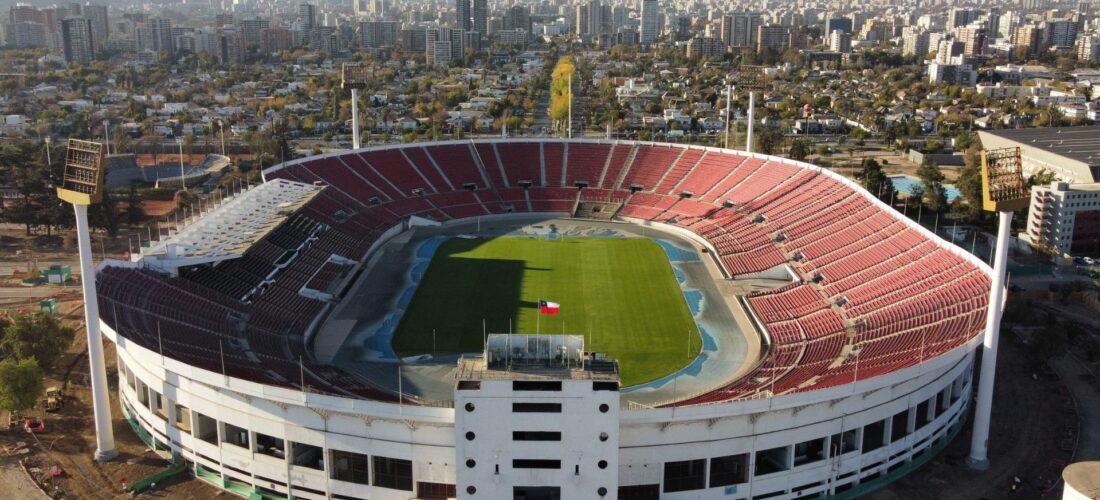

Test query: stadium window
[512,459,562,469]
[618,484,660,500]
[156,392,169,420]
[891,409,911,442]
[222,422,249,449]
[512,381,562,391]
[457,380,481,390]
[754,446,790,476]
[708,453,748,487]
[290,442,323,470]
[255,432,285,459]
[830,430,859,457]
[513,431,561,441]
[863,419,886,452]
[136,380,149,408]
[917,398,933,428]
[592,381,619,391]
[193,412,218,444]
[793,437,826,467]
[416,482,457,499]
[331,449,370,485]
[173,404,191,433]
[373,456,413,491]
[512,402,562,413]
[663,458,706,492]
[935,388,950,417]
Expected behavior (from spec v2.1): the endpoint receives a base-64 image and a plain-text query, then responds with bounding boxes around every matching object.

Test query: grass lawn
[392,236,699,386]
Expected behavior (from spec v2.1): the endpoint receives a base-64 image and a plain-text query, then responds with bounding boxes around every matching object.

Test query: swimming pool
[888,175,961,203]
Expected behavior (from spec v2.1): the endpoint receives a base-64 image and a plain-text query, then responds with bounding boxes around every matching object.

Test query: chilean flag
[538,300,560,315]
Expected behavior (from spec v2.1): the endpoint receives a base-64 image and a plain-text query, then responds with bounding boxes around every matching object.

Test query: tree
[787,138,812,162]
[855,158,896,201]
[954,146,984,220]
[916,157,948,212]
[1027,168,1058,188]
[0,312,75,369]
[0,358,43,413]
[756,128,783,155]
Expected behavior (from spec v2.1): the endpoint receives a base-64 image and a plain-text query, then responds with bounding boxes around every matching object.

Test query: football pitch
[391,236,700,386]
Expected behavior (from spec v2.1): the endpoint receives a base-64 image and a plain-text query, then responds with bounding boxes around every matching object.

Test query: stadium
[96,139,992,500]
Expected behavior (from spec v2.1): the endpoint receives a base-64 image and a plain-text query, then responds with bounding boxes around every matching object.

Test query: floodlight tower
[967,146,1029,470]
[737,66,765,153]
[342,63,368,149]
[57,140,117,461]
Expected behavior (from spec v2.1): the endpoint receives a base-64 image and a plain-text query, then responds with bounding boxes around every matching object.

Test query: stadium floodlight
[736,65,766,153]
[342,63,368,150]
[57,139,117,461]
[968,147,1028,471]
[980,147,1030,212]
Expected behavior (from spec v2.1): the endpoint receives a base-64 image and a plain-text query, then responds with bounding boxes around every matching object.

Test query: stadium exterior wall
[107,314,975,499]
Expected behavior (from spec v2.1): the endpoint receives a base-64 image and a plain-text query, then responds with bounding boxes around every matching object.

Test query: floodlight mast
[342,63,368,150]
[737,66,765,153]
[57,139,117,461]
[967,147,1029,470]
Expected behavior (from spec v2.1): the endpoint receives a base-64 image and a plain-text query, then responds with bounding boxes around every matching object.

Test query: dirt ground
[0,298,222,499]
[877,334,1078,500]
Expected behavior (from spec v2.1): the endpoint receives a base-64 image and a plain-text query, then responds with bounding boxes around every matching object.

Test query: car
[23,418,45,433]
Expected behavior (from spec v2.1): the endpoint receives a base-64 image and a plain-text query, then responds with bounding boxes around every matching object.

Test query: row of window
[660,375,965,493]
[120,360,419,493]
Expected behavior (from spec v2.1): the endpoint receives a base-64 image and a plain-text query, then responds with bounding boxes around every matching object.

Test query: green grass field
[392,236,699,386]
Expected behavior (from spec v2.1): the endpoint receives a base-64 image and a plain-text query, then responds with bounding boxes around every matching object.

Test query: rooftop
[980,127,1100,168]
[456,334,619,381]
[140,178,321,270]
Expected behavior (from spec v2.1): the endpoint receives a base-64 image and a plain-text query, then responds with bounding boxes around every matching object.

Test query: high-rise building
[1076,34,1099,61]
[84,5,108,50]
[828,30,851,53]
[640,0,658,44]
[298,4,316,33]
[902,27,930,57]
[427,26,463,65]
[10,4,45,25]
[686,36,724,59]
[138,16,172,53]
[824,15,852,35]
[675,16,691,41]
[957,25,986,56]
[360,20,399,48]
[756,24,790,52]
[720,11,762,48]
[1045,19,1076,49]
[473,0,487,38]
[455,0,471,31]
[503,6,530,34]
[948,8,978,28]
[5,21,47,48]
[61,16,94,65]
[1011,23,1041,55]
[238,18,269,48]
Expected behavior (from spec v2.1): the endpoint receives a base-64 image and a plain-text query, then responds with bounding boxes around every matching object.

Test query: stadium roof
[141,178,321,271]
[980,127,1100,166]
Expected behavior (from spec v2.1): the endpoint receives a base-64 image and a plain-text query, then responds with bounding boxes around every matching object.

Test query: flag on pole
[539,300,560,315]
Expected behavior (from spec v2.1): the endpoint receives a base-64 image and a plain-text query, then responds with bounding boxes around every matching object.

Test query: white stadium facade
[99,139,992,500]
